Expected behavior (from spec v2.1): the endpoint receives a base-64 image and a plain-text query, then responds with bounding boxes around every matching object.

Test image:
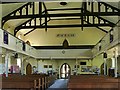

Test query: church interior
[0,0,120,89]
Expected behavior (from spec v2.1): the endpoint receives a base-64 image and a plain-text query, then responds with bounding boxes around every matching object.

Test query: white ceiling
[1,1,119,46]
[2,3,26,17]
[24,27,105,46]
[2,1,119,25]
[1,1,119,59]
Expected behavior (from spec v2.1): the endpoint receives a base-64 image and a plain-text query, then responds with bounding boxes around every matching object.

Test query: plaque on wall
[110,33,113,43]
[3,31,8,44]
[22,42,26,51]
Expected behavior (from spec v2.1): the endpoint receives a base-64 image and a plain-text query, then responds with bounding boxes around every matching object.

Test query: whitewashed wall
[92,26,119,57]
[0,29,37,58]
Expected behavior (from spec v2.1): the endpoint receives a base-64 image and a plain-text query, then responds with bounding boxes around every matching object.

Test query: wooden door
[100,63,107,75]
[100,63,104,75]
[26,63,32,75]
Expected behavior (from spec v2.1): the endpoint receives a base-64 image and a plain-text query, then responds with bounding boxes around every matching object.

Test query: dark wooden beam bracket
[2,1,119,36]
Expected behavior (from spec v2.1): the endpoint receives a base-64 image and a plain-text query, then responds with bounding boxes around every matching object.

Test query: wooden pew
[1,74,45,89]
[1,79,34,89]
[34,78,41,90]
[0,74,57,90]
[68,75,119,89]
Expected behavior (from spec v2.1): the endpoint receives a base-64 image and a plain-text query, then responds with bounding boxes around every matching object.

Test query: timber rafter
[2,1,119,36]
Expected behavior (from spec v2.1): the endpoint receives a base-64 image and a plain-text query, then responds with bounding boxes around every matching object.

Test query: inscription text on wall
[56,34,75,37]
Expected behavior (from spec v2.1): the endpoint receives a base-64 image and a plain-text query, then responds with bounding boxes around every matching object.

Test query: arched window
[60,63,71,79]
[63,39,69,48]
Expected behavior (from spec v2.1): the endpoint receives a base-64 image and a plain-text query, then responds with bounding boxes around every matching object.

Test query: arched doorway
[100,63,108,75]
[26,63,32,75]
[60,63,71,79]
[100,63,104,75]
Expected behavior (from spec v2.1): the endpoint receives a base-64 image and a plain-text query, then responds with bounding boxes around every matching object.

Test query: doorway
[26,63,32,75]
[100,63,108,75]
[60,63,71,79]
[100,63,104,75]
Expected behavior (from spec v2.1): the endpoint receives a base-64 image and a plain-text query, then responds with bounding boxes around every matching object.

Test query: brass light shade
[60,2,67,6]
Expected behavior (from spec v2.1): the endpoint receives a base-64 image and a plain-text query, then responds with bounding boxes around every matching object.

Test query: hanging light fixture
[60,2,67,6]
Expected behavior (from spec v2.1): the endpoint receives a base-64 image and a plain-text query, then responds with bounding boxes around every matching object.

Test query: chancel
[0,0,120,90]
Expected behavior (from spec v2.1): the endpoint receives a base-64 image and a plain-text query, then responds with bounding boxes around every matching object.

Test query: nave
[2,74,120,90]
[47,79,68,90]
[0,0,120,90]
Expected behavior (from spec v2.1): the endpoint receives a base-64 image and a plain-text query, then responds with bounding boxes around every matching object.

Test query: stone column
[104,58,107,75]
[5,54,10,77]
[21,56,24,75]
[114,50,118,78]
[103,52,107,75]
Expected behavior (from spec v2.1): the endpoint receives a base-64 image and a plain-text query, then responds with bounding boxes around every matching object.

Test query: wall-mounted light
[98,42,101,51]
[110,30,114,43]
[2,54,5,57]
[103,52,107,58]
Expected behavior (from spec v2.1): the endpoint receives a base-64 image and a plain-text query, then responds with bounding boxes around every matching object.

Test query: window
[17,58,21,68]
[44,65,48,68]
[80,62,86,65]
[49,65,52,68]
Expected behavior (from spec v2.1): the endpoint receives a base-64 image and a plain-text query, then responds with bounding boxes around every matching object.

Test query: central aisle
[47,79,68,90]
